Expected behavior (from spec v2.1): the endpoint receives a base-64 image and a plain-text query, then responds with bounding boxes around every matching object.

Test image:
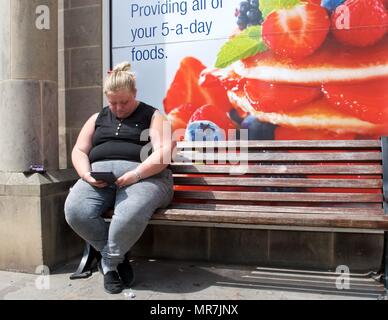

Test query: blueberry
[247,9,262,24]
[228,108,244,125]
[249,0,259,8]
[321,0,345,12]
[240,115,256,128]
[236,0,263,30]
[185,121,226,142]
[237,15,248,30]
[240,115,277,140]
[239,1,250,15]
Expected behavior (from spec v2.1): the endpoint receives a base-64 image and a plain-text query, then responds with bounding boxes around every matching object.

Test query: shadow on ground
[54,258,386,300]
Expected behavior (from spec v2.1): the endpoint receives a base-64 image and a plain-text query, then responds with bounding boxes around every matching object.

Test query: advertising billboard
[111,0,388,141]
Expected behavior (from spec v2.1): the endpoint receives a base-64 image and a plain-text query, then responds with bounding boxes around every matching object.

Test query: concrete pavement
[0,258,385,300]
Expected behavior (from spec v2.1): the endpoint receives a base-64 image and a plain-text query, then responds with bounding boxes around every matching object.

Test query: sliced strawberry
[200,70,248,121]
[244,80,322,113]
[322,78,388,124]
[189,104,237,133]
[262,3,330,60]
[163,57,232,114]
[167,103,200,134]
[201,69,244,92]
[331,0,388,47]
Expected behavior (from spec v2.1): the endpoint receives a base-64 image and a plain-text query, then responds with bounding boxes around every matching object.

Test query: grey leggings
[64,160,174,271]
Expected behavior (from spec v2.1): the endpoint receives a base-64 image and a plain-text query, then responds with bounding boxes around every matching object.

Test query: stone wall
[59,0,103,169]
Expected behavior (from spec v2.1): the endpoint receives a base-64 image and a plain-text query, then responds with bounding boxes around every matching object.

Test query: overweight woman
[65,62,175,294]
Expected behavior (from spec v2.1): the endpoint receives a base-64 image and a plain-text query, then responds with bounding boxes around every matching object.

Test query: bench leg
[70,243,99,280]
[378,232,388,300]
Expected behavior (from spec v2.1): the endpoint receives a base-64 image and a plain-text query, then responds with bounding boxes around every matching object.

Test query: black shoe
[117,259,134,288]
[103,271,124,294]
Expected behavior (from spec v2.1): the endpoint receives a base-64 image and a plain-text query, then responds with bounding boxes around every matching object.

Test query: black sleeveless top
[89,102,157,163]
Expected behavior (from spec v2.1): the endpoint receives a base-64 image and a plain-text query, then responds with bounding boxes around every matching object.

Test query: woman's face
[106,88,137,119]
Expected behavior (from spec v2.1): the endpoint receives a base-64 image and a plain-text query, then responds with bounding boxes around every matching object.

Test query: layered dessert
[165,0,388,140]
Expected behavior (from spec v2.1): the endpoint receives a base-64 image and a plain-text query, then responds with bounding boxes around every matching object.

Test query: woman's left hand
[116,171,139,188]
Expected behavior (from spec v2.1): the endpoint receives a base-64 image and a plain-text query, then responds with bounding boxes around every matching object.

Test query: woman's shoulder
[136,101,158,120]
[139,101,158,113]
[95,106,110,124]
[100,106,110,115]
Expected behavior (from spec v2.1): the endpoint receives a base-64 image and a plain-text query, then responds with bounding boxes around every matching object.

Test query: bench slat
[168,203,384,216]
[153,209,388,229]
[174,152,382,162]
[176,140,381,149]
[173,177,382,189]
[174,191,383,203]
[170,164,383,175]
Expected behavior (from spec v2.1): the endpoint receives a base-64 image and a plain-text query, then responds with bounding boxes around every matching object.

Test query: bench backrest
[169,139,387,225]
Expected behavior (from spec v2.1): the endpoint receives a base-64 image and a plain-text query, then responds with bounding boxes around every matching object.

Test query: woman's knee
[64,196,83,226]
[64,195,98,226]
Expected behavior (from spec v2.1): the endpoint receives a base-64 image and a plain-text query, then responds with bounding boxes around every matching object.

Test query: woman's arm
[72,113,108,188]
[116,110,176,187]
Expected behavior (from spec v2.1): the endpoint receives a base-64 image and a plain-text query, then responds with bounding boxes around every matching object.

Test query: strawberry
[189,104,237,133]
[331,0,388,47]
[167,103,199,134]
[322,78,388,124]
[262,3,330,59]
[306,0,324,5]
[244,80,322,113]
[163,57,232,114]
[199,71,249,121]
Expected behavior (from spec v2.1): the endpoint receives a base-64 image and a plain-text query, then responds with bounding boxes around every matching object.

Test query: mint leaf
[215,26,266,69]
[260,0,301,18]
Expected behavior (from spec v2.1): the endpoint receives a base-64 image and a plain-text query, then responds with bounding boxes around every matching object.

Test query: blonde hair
[104,62,137,94]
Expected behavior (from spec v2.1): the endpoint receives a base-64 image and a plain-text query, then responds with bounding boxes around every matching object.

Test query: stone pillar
[0,0,58,172]
[0,0,82,273]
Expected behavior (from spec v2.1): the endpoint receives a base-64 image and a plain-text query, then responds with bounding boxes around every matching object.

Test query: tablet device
[90,171,117,184]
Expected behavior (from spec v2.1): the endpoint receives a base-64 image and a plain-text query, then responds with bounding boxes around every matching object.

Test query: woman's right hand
[82,172,108,189]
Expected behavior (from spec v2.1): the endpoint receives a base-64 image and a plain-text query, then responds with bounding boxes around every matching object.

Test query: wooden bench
[70,138,388,295]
